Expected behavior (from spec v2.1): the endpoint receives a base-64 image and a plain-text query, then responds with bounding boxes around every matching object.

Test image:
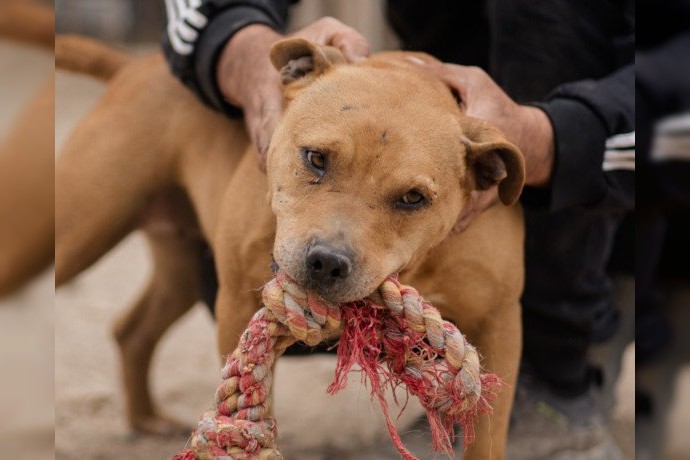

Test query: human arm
[163,0,294,115]
[536,64,635,211]
[414,60,635,214]
[162,1,369,166]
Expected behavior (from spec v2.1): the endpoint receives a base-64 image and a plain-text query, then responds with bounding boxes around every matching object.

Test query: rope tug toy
[174,272,501,460]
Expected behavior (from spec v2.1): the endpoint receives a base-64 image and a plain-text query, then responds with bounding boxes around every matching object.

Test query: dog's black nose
[306,245,352,286]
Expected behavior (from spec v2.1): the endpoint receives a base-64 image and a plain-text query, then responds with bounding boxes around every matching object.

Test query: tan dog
[0,1,54,48]
[55,35,525,459]
[0,1,54,297]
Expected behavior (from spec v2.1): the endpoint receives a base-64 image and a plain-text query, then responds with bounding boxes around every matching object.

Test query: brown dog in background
[55,34,525,458]
[0,1,54,297]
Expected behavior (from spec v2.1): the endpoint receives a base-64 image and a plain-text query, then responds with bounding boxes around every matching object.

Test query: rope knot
[261,273,342,346]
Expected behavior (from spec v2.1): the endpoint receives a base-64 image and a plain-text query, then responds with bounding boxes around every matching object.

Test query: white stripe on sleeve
[603,132,635,171]
[165,0,207,56]
[652,113,690,162]
[605,131,635,150]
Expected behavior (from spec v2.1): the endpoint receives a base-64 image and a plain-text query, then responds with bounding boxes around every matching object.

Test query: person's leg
[521,207,622,395]
[507,207,625,459]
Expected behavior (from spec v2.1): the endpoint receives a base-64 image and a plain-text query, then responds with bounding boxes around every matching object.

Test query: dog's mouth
[269,255,400,305]
[270,255,280,274]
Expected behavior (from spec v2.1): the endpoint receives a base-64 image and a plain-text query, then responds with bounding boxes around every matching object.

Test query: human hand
[409,59,554,188]
[408,59,554,230]
[217,17,370,169]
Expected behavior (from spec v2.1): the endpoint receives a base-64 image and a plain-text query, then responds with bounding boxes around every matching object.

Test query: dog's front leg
[215,285,263,363]
[112,229,202,436]
[463,302,522,460]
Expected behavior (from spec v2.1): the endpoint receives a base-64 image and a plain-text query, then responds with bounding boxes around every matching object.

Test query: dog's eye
[396,189,427,209]
[308,151,326,170]
[301,148,327,176]
[402,190,424,205]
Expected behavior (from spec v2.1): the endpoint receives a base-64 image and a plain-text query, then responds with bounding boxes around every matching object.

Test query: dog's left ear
[461,116,525,205]
[270,38,346,86]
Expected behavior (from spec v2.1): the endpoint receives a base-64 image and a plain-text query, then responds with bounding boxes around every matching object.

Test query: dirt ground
[1,40,689,459]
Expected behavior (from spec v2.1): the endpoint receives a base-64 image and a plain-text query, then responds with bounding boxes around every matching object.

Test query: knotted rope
[174,272,500,460]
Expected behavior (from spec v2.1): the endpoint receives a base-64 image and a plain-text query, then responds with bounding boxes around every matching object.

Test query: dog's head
[266,38,524,303]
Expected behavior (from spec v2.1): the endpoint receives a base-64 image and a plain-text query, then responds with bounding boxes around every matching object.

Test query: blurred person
[635,0,690,458]
[163,0,634,458]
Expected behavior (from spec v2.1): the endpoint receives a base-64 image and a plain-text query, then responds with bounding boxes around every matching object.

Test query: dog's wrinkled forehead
[282,64,464,154]
[269,39,461,130]
[267,63,470,216]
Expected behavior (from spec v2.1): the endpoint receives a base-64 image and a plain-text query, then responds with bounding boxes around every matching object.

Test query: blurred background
[55,0,399,50]
[0,0,688,459]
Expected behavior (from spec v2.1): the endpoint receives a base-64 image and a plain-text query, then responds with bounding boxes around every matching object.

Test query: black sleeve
[529,64,635,212]
[637,33,690,209]
[162,0,294,116]
[636,33,690,119]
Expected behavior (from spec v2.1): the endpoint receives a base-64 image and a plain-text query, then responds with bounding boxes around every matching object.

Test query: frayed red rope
[171,449,196,460]
[328,298,502,458]
[327,301,417,459]
[173,273,502,460]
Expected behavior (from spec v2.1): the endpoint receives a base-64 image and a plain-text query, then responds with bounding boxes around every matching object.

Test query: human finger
[294,16,370,63]
[406,58,473,108]
[330,27,370,62]
[246,88,283,171]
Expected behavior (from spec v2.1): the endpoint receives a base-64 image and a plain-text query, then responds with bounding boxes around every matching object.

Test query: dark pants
[521,208,625,396]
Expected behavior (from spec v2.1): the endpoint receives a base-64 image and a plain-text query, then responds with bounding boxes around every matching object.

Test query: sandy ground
[1,40,689,459]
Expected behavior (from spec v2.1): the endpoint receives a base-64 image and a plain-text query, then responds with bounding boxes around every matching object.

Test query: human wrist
[216,24,283,107]
[518,106,555,187]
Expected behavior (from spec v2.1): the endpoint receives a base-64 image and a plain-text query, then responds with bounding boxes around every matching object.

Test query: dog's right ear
[461,116,525,206]
[270,38,345,86]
